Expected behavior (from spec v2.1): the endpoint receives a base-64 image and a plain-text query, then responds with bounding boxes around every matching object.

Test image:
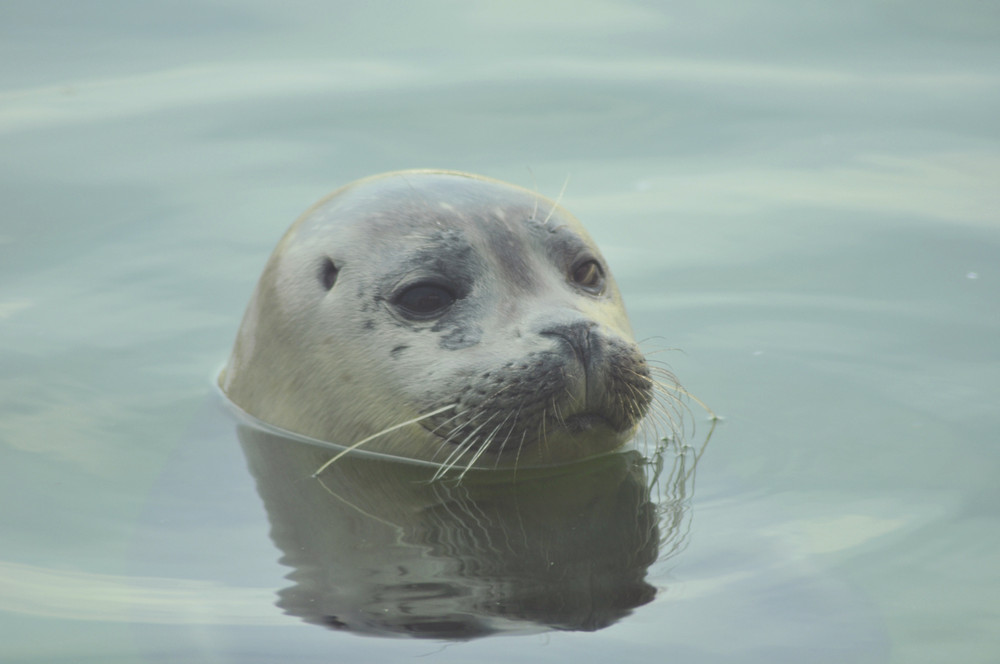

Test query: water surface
[2,2,998,662]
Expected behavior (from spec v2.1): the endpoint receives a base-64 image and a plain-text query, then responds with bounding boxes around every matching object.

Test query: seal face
[221,170,653,469]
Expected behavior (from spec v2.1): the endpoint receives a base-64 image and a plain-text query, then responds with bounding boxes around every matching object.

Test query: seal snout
[538,319,651,433]
[539,319,606,416]
[539,320,598,367]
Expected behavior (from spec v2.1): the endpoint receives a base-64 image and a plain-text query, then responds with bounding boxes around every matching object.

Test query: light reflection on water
[2,2,999,662]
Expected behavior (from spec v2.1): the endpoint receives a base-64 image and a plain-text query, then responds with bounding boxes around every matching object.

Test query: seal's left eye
[571,259,605,293]
[393,283,456,319]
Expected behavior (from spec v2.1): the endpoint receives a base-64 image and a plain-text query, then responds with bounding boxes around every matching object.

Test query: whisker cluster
[312,341,715,484]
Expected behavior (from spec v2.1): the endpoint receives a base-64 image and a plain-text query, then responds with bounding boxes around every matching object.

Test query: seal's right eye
[570,259,606,294]
[393,283,456,319]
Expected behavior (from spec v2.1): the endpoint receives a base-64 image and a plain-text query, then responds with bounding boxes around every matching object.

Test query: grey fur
[220,170,652,469]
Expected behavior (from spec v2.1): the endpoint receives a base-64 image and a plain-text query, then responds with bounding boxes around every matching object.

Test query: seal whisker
[431,378,518,450]
[428,410,488,462]
[623,380,656,432]
[431,422,471,465]
[646,362,681,385]
[645,387,683,435]
[647,385,683,436]
[647,369,692,427]
[426,408,471,437]
[642,402,677,452]
[312,403,456,477]
[645,367,686,404]
[435,415,488,466]
[537,406,550,455]
[658,382,716,421]
[639,346,685,357]
[645,359,681,382]
[432,438,471,481]
[622,375,651,415]
[491,405,523,468]
[512,428,528,477]
[620,366,661,413]
[433,411,502,480]
[426,378,526,479]
[637,362,718,439]
[458,413,513,480]
[647,377,698,431]
[622,381,664,455]
[651,391,681,431]
[542,174,571,226]
[551,399,567,427]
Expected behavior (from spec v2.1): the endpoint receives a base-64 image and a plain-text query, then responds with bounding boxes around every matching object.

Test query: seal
[220,170,656,472]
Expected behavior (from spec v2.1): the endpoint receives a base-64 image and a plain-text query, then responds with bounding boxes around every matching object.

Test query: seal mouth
[421,338,653,458]
[422,407,620,451]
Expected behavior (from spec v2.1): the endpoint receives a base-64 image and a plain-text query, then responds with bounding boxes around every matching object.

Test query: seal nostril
[540,321,596,363]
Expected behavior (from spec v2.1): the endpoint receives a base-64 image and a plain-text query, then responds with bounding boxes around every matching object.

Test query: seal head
[221,170,652,469]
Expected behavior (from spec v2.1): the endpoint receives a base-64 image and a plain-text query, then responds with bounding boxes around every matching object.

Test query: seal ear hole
[320,257,339,291]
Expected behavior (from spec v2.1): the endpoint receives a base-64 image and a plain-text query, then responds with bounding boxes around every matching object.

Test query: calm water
[2,2,998,662]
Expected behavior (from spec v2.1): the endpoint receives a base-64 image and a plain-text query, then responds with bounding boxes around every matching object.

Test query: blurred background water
[1,1,998,662]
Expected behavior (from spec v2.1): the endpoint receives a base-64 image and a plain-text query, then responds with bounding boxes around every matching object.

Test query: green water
[2,2,998,662]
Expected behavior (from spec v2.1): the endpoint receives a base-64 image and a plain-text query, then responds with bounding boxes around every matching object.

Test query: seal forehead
[470,204,542,292]
[335,171,546,225]
[286,171,603,307]
[377,226,481,288]
[323,175,552,290]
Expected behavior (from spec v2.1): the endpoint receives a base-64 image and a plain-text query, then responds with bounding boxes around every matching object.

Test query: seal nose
[539,320,598,365]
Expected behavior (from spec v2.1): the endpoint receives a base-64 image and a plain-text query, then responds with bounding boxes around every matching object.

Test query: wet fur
[221,170,679,475]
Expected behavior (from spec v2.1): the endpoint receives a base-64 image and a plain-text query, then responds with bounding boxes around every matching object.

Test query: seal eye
[393,283,456,319]
[571,259,605,293]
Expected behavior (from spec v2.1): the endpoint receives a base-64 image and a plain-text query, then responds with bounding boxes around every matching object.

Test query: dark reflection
[237,424,704,639]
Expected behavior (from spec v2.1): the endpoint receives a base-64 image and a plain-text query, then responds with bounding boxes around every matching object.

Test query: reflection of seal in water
[220,170,663,471]
[236,423,671,639]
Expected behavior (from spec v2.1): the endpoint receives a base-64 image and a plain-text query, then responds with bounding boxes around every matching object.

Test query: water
[2,2,998,662]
